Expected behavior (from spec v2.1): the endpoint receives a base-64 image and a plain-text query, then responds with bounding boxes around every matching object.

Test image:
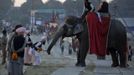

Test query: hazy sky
[14,0,113,7]
[14,0,66,7]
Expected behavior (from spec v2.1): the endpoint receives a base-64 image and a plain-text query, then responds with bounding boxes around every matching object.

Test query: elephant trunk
[47,27,65,54]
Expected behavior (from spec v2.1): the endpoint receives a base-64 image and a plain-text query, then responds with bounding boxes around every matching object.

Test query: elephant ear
[63,24,74,37]
[65,16,78,26]
[73,24,84,35]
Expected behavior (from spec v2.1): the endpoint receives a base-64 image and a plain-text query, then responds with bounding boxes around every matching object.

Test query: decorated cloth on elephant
[86,11,110,57]
[86,1,111,58]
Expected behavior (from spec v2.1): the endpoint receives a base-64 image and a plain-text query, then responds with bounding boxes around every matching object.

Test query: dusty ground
[24,62,64,75]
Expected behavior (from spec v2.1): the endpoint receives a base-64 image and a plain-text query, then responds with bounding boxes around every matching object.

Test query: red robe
[86,12,110,57]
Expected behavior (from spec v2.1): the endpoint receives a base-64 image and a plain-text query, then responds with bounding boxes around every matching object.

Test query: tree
[110,0,134,17]
[21,0,45,13]
[75,0,84,16]
[0,0,13,20]
[63,0,83,16]
[45,0,63,9]
[20,0,45,24]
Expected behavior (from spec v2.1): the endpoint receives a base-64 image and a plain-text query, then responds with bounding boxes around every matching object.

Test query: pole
[31,0,34,33]
[31,10,36,33]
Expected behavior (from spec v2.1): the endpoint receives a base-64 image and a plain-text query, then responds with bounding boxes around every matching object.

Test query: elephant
[46,15,128,68]
[107,19,128,68]
[47,16,89,67]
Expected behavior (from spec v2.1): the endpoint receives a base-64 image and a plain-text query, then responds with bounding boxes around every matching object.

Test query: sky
[14,0,66,7]
[14,0,113,7]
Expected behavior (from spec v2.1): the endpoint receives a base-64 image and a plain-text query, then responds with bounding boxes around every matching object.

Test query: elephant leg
[76,44,88,67]
[109,48,119,67]
[75,35,81,66]
[76,47,81,65]
[76,31,89,67]
[118,48,128,68]
[80,40,89,64]
[79,42,89,66]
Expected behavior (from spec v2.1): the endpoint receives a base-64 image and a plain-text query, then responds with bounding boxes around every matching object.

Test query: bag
[37,48,43,52]
[11,51,18,61]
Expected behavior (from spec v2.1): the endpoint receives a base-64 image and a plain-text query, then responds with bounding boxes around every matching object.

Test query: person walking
[68,43,73,55]
[1,29,8,65]
[128,45,133,61]
[24,32,33,65]
[60,40,65,55]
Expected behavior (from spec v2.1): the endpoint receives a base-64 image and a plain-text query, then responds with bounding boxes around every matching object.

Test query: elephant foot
[119,64,129,68]
[75,62,80,66]
[111,63,119,67]
[75,62,86,67]
[47,50,51,55]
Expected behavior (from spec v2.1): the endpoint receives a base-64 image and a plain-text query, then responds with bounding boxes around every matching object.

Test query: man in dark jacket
[7,25,26,75]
